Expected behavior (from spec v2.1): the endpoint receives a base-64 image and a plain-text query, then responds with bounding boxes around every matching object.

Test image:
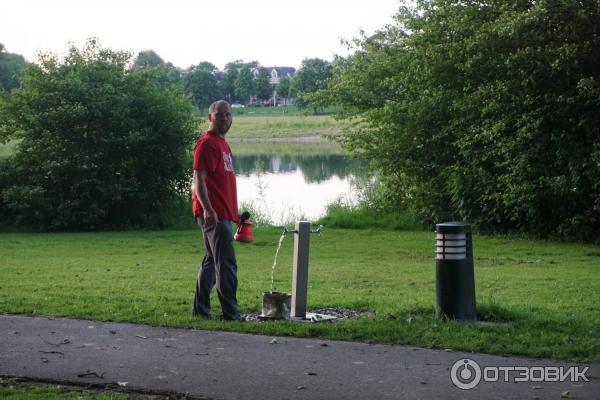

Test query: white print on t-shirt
[223,152,234,172]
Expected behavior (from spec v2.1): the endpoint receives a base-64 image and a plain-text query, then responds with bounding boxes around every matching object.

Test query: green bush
[318,200,421,230]
[321,0,600,240]
[0,39,195,230]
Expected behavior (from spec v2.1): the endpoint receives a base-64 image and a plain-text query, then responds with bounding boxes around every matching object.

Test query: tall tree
[234,66,254,103]
[131,50,182,88]
[0,44,26,92]
[0,39,195,229]
[222,60,260,103]
[254,67,272,101]
[195,61,218,72]
[292,58,332,111]
[322,0,600,240]
[155,62,183,87]
[184,62,221,109]
[221,60,243,102]
[132,50,164,69]
[277,76,291,99]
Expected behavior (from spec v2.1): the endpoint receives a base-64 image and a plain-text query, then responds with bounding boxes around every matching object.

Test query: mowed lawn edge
[1,228,598,362]
[0,384,126,400]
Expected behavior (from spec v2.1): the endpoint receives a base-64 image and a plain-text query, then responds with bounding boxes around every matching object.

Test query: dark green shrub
[0,39,195,230]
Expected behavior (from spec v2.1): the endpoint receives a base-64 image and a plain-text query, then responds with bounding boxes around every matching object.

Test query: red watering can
[235,211,253,242]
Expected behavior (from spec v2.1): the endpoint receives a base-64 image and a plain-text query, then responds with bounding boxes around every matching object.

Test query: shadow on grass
[383,305,513,322]
[392,303,584,327]
[371,304,598,362]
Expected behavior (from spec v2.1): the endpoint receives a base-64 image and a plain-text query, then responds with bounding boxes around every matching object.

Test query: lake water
[233,143,362,225]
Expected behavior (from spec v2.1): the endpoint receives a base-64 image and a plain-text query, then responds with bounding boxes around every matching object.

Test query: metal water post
[291,221,311,318]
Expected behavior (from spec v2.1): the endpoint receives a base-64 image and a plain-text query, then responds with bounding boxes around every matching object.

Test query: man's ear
[207,112,213,122]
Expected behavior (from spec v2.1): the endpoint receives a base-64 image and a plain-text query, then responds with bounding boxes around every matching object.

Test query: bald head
[209,100,231,114]
[208,100,233,136]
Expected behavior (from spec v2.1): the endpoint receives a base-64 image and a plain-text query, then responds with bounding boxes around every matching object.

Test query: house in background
[252,66,296,85]
[250,66,296,106]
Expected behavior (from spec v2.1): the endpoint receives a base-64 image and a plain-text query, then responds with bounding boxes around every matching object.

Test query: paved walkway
[1,314,598,400]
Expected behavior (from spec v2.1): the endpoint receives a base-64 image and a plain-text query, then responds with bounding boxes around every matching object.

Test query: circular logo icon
[451,358,482,390]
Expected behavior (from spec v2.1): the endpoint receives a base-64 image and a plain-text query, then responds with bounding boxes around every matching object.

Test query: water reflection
[232,145,364,225]
[237,170,359,226]
[234,154,361,183]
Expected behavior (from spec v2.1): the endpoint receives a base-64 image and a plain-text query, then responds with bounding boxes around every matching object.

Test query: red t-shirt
[192,131,238,223]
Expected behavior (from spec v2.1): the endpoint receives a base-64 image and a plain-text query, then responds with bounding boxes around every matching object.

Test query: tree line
[1,43,333,111]
[0,43,26,93]
[1,0,599,240]
[0,39,333,229]
[182,58,329,110]
[317,0,600,241]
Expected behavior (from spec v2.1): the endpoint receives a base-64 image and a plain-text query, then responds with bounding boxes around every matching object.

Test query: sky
[0,0,401,70]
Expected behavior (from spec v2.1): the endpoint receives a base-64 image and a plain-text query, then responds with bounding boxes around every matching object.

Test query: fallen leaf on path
[77,370,104,379]
[38,351,64,356]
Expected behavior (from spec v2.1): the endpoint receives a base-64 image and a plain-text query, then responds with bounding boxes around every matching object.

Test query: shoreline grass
[231,140,344,157]
[1,228,598,362]
[3,113,345,161]
[227,114,343,139]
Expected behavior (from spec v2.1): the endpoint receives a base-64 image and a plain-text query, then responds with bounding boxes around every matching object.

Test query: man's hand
[203,208,219,229]
[195,169,218,229]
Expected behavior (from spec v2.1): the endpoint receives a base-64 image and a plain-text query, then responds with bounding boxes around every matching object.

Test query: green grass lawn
[227,114,343,139]
[197,105,341,117]
[232,105,307,116]
[1,228,598,362]
[3,113,344,161]
[192,106,345,140]
[0,384,125,399]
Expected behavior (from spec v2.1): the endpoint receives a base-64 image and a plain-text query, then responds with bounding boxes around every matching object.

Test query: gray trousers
[192,217,240,320]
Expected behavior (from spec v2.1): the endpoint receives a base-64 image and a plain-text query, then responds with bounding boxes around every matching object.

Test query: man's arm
[193,169,218,227]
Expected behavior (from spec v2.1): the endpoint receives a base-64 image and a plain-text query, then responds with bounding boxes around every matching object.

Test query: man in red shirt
[192,100,241,321]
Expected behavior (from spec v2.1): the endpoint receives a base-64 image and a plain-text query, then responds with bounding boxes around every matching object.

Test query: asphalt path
[1,314,598,399]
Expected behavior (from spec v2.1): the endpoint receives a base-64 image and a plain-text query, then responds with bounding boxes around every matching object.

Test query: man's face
[209,103,233,135]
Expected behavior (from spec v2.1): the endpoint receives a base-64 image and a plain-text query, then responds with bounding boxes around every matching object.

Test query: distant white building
[251,66,296,85]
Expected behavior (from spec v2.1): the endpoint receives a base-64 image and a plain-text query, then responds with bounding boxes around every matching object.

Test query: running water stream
[270,230,287,292]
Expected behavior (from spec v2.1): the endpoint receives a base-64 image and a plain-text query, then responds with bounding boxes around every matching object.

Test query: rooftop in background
[252,66,296,85]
